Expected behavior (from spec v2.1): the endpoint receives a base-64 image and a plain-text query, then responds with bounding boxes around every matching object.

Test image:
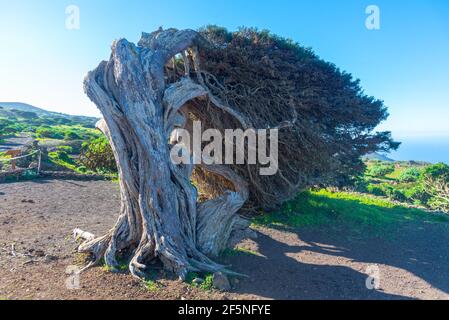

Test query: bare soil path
[0,134,34,152]
[0,179,448,300]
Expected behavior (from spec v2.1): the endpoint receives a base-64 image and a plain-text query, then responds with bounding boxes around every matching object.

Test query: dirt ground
[0,134,33,152]
[1,178,448,300]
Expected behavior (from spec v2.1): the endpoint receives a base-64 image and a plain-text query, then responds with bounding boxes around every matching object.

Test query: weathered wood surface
[80,28,251,280]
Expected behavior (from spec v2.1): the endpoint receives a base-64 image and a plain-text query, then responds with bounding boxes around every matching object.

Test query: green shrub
[56,146,74,154]
[366,184,386,197]
[423,163,449,180]
[403,185,430,206]
[186,272,214,291]
[421,163,449,212]
[199,274,214,291]
[144,280,159,292]
[78,136,117,173]
[36,125,99,141]
[0,119,27,136]
[380,185,405,202]
[366,183,406,202]
[367,163,395,177]
[49,150,74,165]
[77,165,87,173]
[398,167,420,182]
[352,177,369,193]
[36,127,64,139]
[64,131,82,140]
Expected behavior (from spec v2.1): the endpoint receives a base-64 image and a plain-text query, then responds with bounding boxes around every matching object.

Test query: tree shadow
[294,220,449,298]
[224,232,411,300]
[224,194,449,300]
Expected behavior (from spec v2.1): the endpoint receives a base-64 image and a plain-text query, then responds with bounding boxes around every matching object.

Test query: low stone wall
[0,168,29,182]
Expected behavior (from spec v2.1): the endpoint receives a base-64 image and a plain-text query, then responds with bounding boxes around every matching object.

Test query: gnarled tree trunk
[80,29,249,280]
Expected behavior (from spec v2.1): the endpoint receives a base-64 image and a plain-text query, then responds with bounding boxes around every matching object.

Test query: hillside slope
[0,102,98,128]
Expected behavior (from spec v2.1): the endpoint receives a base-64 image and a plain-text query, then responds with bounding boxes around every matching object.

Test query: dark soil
[0,134,33,152]
[1,179,448,300]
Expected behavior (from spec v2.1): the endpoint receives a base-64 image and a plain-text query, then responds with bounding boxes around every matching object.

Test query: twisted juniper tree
[79,27,398,280]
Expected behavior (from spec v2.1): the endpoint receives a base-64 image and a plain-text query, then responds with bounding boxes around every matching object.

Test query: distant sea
[387,136,449,164]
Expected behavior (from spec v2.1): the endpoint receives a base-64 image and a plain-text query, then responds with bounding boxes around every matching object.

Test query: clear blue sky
[1,0,448,138]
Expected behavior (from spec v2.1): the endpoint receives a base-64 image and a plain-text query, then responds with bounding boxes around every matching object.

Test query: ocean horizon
[387,136,449,164]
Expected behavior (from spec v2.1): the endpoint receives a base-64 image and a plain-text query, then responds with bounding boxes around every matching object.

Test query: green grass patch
[144,279,160,292]
[48,150,76,167]
[99,257,129,273]
[186,272,215,291]
[221,247,259,257]
[36,125,100,141]
[253,190,449,237]
[198,274,214,291]
[101,264,113,272]
[48,149,101,175]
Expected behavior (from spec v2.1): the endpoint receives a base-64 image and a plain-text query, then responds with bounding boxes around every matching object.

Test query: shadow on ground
[225,199,449,300]
[226,233,410,299]
[2,178,448,300]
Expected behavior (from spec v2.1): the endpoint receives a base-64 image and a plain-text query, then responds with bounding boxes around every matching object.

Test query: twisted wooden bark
[80,29,249,280]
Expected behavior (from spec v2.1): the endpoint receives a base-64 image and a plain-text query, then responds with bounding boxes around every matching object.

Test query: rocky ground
[1,178,448,300]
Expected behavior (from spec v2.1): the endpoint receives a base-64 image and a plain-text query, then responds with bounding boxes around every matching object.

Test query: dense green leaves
[398,167,421,183]
[78,136,117,173]
[359,161,449,213]
[367,163,395,177]
[421,163,449,212]
[194,26,400,209]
